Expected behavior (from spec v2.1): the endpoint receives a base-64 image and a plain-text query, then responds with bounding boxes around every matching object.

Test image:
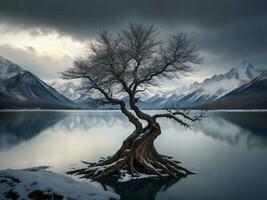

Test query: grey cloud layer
[0,44,73,79]
[0,0,267,75]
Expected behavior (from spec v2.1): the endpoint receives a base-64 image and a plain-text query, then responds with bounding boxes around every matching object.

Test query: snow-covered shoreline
[0,167,119,200]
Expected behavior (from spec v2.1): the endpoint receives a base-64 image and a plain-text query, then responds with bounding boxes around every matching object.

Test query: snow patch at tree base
[118,170,169,182]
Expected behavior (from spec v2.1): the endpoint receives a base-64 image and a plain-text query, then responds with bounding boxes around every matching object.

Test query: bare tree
[62,23,204,181]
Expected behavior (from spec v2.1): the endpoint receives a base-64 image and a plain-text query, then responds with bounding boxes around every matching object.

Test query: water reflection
[1,111,266,150]
[56,111,130,132]
[193,112,267,149]
[0,111,134,172]
[0,111,267,199]
[100,177,179,200]
[0,111,65,149]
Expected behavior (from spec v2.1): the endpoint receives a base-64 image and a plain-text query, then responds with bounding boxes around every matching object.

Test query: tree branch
[153,109,206,128]
[152,113,190,128]
[61,23,203,130]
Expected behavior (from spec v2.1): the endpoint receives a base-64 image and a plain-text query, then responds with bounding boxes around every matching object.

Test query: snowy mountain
[175,61,263,107]
[47,80,81,101]
[136,93,181,109]
[197,71,267,109]
[132,61,263,109]
[41,60,265,109]
[46,79,104,108]
[0,56,76,109]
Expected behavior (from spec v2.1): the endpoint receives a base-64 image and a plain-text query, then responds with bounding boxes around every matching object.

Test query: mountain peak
[228,60,254,72]
[225,61,261,82]
[241,60,253,67]
[0,56,75,108]
[175,60,264,107]
[0,56,25,79]
[238,60,254,70]
[0,56,24,71]
[0,55,15,65]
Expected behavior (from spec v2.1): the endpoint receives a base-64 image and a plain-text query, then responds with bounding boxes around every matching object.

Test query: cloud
[0,44,73,79]
[0,0,266,36]
[29,27,53,37]
[0,0,266,81]
[0,25,89,79]
[25,46,36,52]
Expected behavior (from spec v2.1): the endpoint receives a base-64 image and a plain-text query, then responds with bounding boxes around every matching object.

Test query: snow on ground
[118,170,168,183]
[0,167,119,200]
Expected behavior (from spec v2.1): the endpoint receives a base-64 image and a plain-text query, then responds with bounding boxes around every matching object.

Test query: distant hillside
[0,56,76,109]
[196,72,267,109]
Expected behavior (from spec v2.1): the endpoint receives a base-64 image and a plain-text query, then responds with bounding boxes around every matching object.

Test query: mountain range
[0,56,75,109]
[196,71,267,109]
[133,61,265,109]
[0,56,266,109]
[174,61,264,108]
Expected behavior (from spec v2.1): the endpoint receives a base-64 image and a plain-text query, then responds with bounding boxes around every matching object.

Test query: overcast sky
[0,0,266,86]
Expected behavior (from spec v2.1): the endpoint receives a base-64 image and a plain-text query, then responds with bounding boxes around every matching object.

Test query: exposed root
[67,148,193,181]
[67,129,194,181]
[67,153,192,181]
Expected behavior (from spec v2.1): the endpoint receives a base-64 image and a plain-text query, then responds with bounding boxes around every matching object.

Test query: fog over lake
[0,110,267,199]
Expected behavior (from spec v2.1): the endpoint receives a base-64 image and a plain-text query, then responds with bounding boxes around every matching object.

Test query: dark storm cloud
[0,0,267,72]
[0,0,266,32]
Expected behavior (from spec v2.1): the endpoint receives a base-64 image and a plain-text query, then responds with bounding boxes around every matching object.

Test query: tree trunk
[67,125,194,181]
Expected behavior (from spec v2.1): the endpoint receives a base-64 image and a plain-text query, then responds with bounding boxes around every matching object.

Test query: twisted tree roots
[67,129,194,181]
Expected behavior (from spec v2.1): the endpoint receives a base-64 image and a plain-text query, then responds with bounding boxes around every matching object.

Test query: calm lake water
[0,110,267,200]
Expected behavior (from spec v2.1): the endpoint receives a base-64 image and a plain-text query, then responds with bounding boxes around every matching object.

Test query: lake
[0,110,267,200]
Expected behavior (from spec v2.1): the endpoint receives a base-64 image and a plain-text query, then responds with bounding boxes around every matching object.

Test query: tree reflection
[99,177,180,200]
[1,111,266,151]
